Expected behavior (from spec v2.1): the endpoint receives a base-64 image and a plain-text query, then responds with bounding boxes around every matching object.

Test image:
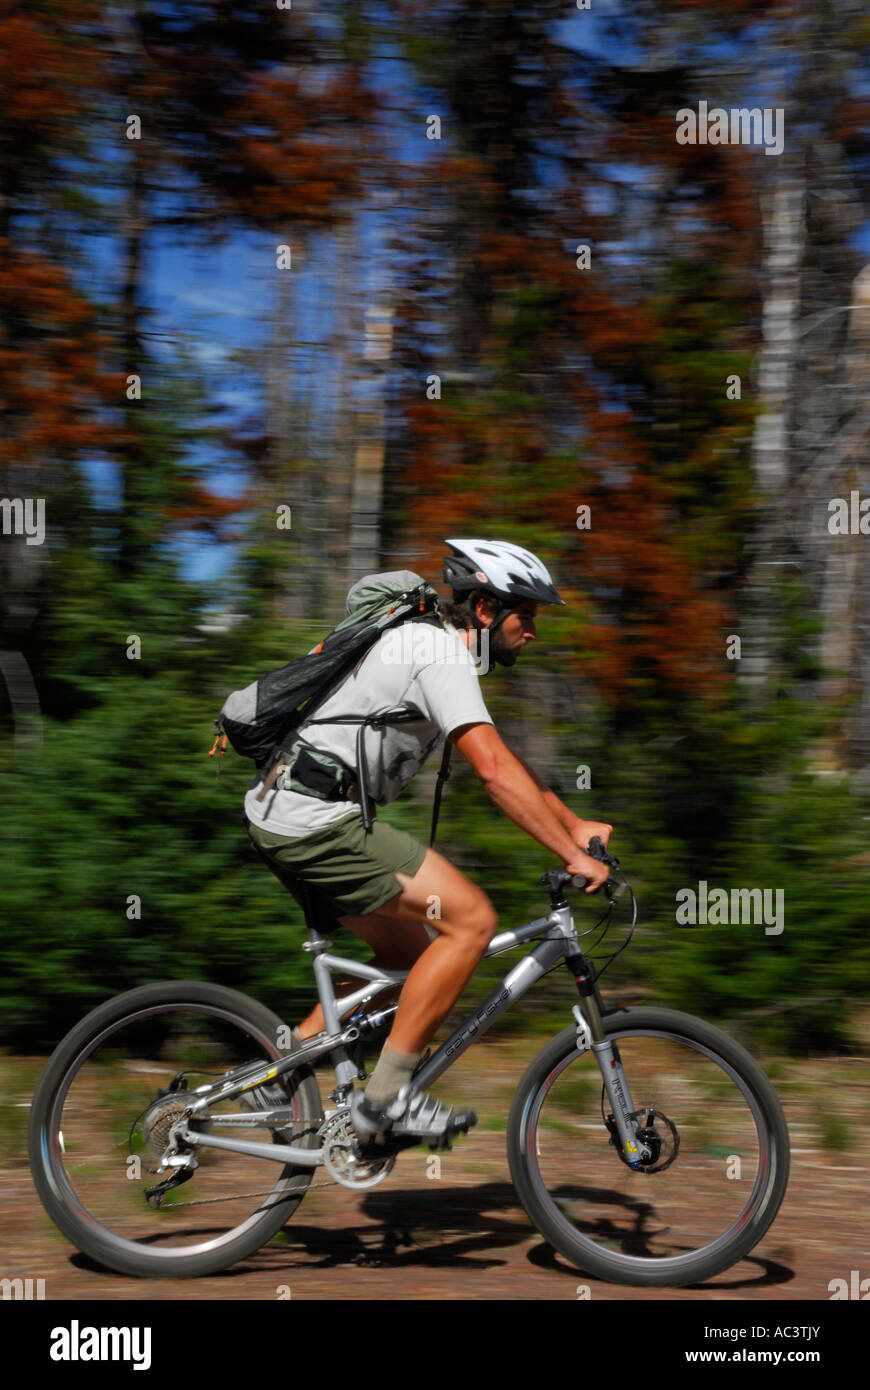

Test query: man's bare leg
[338,848,494,1127]
[295,913,433,1040]
[296,850,494,1051]
[291,849,494,1122]
[361,849,497,1054]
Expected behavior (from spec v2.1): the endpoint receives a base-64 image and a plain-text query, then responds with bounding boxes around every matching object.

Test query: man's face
[475,596,538,667]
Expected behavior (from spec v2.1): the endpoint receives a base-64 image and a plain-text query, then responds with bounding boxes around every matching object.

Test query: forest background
[1,0,868,1056]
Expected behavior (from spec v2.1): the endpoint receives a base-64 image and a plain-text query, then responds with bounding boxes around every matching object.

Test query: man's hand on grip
[565,849,609,894]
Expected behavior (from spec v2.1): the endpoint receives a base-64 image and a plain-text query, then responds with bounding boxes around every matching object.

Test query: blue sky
[74,4,869,586]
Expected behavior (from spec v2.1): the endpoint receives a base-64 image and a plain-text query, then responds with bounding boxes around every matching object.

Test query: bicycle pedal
[448,1109,476,1139]
[428,1115,474,1150]
[357,1133,420,1161]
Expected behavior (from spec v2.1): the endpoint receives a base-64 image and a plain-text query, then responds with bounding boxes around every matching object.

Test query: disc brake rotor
[605,1102,680,1174]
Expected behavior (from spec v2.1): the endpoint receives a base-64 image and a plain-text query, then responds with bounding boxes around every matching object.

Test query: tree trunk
[114,0,149,582]
[737,168,806,697]
[346,214,393,586]
[814,265,870,774]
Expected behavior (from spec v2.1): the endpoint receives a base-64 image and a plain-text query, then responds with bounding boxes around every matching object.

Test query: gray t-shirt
[244,620,493,836]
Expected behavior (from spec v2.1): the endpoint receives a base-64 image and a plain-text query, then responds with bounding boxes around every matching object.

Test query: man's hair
[439,590,499,629]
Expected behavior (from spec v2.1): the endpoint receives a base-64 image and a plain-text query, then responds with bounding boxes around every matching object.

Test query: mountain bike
[28,839,789,1286]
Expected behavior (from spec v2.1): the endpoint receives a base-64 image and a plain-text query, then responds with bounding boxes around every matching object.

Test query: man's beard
[490,630,518,667]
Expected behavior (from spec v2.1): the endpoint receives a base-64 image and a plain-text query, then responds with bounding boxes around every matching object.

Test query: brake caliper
[605,1105,679,1174]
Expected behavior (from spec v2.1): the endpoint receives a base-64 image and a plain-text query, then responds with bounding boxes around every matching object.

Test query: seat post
[297,880,329,946]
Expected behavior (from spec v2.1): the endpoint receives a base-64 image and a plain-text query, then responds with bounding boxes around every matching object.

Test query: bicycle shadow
[264,1181,524,1271]
[69,1179,794,1291]
[265,1178,795,1291]
[68,1182,520,1279]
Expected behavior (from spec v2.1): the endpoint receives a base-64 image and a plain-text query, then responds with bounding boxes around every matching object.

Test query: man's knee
[470,902,498,952]
[390,850,496,951]
[439,894,497,953]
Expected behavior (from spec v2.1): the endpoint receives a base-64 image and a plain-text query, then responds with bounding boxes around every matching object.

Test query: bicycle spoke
[526,1030,772,1269]
[42,1004,316,1257]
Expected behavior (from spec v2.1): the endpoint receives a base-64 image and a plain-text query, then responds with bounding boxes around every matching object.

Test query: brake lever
[587,834,621,871]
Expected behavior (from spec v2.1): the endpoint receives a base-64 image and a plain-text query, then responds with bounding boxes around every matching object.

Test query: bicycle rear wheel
[507,1006,789,1287]
[28,981,323,1279]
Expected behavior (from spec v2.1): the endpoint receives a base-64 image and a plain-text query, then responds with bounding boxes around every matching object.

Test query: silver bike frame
[176,900,650,1169]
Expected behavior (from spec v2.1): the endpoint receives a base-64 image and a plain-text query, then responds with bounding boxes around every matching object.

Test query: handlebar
[540,838,637,976]
[540,836,622,902]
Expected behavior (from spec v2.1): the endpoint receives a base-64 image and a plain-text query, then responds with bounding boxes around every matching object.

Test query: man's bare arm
[508,746,612,849]
[449,723,608,890]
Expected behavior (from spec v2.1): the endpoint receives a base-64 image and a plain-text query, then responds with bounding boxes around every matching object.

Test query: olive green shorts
[245,813,428,932]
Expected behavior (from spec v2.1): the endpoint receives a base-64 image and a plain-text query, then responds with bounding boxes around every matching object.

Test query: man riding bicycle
[244,539,612,1146]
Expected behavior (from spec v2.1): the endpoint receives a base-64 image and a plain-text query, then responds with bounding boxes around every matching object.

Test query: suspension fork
[565,953,651,1167]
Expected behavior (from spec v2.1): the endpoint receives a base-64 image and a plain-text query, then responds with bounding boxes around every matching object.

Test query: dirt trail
[2,1033,867,1301]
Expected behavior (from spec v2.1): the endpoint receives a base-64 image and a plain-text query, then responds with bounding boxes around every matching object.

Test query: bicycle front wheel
[28,981,323,1279]
[507,1006,789,1287]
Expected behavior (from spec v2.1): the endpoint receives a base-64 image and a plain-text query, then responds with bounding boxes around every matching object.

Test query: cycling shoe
[350,1084,477,1148]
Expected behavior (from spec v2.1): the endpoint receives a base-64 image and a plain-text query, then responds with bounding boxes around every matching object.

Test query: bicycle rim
[520,1025,782,1280]
[36,1001,317,1265]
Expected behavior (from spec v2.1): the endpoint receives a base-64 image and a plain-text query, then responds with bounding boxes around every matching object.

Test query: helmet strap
[463,595,514,669]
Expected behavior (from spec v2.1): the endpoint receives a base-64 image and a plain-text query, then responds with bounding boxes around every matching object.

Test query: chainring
[319,1110,396,1190]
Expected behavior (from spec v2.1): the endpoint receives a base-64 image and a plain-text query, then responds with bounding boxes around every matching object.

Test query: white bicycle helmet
[442,539,565,664]
[443,538,565,608]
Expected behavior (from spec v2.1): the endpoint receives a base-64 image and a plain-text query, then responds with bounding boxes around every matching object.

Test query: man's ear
[473,592,499,626]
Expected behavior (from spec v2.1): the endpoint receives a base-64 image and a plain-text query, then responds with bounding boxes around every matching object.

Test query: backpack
[211,570,452,836]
